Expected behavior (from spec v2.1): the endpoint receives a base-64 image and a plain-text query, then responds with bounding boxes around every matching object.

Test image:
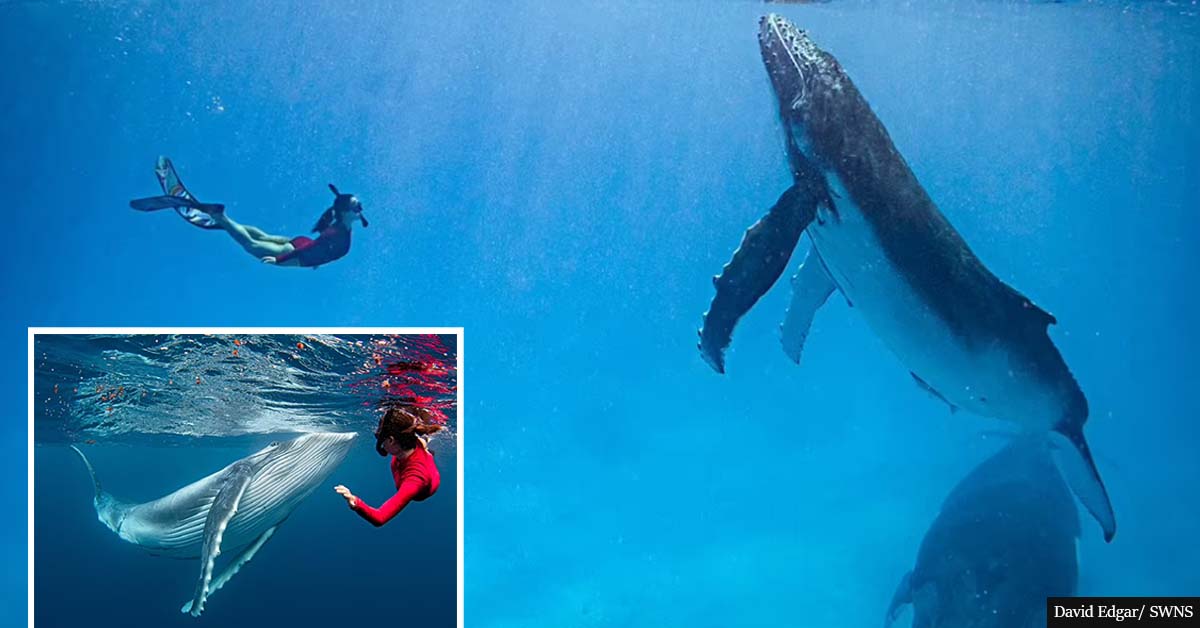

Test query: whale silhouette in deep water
[72,432,357,616]
[698,14,1115,541]
[885,436,1080,628]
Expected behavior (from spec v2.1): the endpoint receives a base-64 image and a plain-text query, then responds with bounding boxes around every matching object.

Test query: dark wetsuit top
[276,225,351,268]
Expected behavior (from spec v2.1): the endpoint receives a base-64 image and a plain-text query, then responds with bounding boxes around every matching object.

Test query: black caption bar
[1048,598,1200,627]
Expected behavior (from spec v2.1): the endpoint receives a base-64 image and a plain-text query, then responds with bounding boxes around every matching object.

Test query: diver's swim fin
[130,194,184,211]
[135,156,224,229]
[129,195,223,214]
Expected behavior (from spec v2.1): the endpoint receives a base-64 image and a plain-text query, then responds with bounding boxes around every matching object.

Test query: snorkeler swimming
[130,156,368,268]
[334,406,443,527]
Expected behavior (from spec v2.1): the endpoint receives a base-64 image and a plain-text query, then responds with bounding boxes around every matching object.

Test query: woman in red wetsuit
[131,159,367,268]
[201,184,368,269]
[334,406,443,527]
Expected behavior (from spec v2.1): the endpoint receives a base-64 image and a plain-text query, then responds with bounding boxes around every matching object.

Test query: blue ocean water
[30,334,457,626]
[2,1,1197,626]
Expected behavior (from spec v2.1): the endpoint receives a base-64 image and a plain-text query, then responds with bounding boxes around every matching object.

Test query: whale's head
[258,431,358,472]
[758,14,853,161]
[247,431,358,504]
[758,15,842,114]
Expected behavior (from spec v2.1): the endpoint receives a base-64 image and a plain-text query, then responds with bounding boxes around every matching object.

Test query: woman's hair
[374,406,444,455]
[312,206,337,233]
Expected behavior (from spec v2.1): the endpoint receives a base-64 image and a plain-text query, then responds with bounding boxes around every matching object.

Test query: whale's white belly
[807,175,1018,420]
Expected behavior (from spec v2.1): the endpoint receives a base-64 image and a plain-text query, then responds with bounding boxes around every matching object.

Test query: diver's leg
[243,225,294,245]
[208,213,291,258]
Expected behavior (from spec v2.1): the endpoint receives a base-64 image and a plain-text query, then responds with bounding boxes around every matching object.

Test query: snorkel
[314,183,368,232]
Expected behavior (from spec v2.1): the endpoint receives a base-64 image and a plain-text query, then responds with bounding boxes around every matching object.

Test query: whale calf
[886,436,1080,628]
[72,432,357,616]
[698,14,1115,541]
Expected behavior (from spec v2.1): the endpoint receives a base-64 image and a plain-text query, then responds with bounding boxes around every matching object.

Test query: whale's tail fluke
[69,444,103,500]
[69,444,129,535]
[1051,425,1117,543]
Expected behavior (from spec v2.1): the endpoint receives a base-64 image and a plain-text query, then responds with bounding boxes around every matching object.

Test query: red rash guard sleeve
[351,470,427,527]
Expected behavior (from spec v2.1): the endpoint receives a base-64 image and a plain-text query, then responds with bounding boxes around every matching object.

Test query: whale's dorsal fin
[780,247,836,364]
[993,277,1057,330]
[187,461,256,617]
[1022,297,1057,328]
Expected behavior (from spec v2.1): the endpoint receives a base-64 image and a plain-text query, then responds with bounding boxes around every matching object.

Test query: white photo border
[26,326,465,628]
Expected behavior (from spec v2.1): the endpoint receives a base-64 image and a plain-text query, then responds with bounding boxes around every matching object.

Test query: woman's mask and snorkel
[313,183,369,233]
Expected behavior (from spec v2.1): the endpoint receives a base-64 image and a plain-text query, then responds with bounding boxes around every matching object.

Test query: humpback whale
[71,432,358,617]
[885,436,1080,628]
[698,14,1115,541]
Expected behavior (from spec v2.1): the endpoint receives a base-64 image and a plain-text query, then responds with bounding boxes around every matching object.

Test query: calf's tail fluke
[69,444,103,500]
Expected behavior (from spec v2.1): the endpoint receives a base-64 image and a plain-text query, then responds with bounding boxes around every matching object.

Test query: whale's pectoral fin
[884,570,913,628]
[780,248,835,364]
[909,373,958,414]
[187,464,255,617]
[1050,426,1117,543]
[699,182,822,373]
[181,525,278,615]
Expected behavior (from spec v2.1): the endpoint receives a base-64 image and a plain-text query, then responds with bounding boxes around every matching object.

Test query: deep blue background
[2,1,1197,626]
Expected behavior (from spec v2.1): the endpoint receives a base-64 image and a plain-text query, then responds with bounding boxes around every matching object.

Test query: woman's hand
[334,484,358,508]
[261,256,277,264]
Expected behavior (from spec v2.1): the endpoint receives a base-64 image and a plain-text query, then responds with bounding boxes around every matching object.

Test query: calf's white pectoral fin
[780,248,836,364]
[185,465,255,617]
[181,525,278,615]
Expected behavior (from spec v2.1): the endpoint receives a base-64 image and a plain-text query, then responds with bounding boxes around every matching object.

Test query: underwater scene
[32,333,458,625]
[3,0,1198,626]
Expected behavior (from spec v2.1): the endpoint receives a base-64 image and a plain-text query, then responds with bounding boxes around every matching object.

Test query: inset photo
[29,329,461,626]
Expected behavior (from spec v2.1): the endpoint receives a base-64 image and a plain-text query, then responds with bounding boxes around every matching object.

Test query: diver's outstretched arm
[347,476,425,527]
